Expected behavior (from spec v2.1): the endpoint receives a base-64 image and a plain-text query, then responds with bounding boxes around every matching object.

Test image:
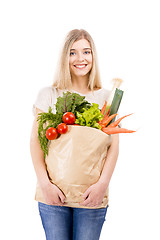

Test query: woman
[30,29,119,240]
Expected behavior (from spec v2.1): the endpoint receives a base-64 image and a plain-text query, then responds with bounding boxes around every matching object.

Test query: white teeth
[75,65,86,68]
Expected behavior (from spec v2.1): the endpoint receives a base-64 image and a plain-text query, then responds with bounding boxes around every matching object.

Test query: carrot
[99,107,111,126]
[99,123,106,129]
[107,113,133,128]
[102,107,110,120]
[101,101,107,115]
[100,113,117,127]
[104,107,110,117]
[102,127,136,135]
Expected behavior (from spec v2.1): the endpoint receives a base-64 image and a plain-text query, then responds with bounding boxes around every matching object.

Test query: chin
[73,73,89,78]
[71,69,91,77]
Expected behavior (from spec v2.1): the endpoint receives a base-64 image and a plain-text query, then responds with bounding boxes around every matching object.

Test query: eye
[84,51,91,54]
[70,52,75,56]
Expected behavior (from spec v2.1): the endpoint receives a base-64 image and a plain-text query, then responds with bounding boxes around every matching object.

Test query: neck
[71,74,90,92]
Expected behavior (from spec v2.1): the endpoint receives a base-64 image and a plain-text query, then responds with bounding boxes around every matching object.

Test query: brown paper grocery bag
[35,125,112,209]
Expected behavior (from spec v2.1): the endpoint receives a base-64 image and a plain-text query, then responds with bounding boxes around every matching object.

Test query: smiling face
[69,38,93,79]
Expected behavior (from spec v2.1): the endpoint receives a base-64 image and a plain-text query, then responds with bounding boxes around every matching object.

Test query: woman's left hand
[79,181,108,207]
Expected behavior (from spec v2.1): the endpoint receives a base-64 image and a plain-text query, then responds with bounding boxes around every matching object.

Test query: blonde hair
[52,29,102,92]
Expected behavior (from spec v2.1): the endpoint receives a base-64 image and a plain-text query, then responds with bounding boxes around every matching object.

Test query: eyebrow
[70,48,92,51]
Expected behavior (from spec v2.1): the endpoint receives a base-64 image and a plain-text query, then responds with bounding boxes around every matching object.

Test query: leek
[104,78,123,115]
[109,88,124,123]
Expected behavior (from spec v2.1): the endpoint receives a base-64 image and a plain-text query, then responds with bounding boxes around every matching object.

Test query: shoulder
[36,85,59,99]
[37,85,54,95]
[33,85,57,115]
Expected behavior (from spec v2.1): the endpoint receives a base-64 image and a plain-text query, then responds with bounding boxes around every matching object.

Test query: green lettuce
[75,103,103,129]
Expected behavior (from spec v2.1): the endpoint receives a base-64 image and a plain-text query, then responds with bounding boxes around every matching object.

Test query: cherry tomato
[57,123,68,134]
[63,112,76,125]
[46,127,58,140]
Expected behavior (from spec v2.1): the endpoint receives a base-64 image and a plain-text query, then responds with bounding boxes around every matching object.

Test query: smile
[74,64,87,69]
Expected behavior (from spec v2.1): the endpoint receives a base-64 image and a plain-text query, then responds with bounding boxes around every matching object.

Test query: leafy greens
[55,91,91,115]
[75,103,103,129]
[37,106,63,158]
[37,91,91,158]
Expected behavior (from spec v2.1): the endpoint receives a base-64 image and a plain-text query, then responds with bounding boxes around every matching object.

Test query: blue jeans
[38,202,109,240]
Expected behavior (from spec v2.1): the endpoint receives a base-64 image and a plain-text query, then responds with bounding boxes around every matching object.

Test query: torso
[71,88,101,95]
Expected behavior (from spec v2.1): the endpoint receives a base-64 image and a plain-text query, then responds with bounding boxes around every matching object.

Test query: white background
[0,0,160,239]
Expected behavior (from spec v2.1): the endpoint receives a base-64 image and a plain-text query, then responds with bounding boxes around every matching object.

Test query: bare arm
[30,108,65,205]
[30,108,50,188]
[98,134,119,188]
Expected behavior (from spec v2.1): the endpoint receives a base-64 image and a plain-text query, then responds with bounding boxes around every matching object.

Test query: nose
[77,52,85,62]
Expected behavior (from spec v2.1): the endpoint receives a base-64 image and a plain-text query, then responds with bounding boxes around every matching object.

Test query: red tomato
[57,123,68,134]
[46,127,58,140]
[63,112,76,125]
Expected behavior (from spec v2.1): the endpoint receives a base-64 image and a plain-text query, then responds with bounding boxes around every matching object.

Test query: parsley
[37,106,63,158]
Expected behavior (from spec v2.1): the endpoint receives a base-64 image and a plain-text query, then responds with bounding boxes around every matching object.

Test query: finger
[79,197,91,206]
[52,194,64,205]
[84,203,100,207]
[58,191,66,203]
[86,204,97,207]
[52,203,63,206]
[82,188,91,200]
[59,195,65,203]
[53,197,64,206]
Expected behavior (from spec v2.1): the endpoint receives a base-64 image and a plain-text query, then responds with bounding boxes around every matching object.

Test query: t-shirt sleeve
[32,86,52,116]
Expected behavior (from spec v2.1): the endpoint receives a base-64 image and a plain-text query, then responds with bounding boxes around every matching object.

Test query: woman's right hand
[41,181,66,206]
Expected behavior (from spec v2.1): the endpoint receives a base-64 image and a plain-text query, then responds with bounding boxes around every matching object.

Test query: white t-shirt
[32,86,111,116]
